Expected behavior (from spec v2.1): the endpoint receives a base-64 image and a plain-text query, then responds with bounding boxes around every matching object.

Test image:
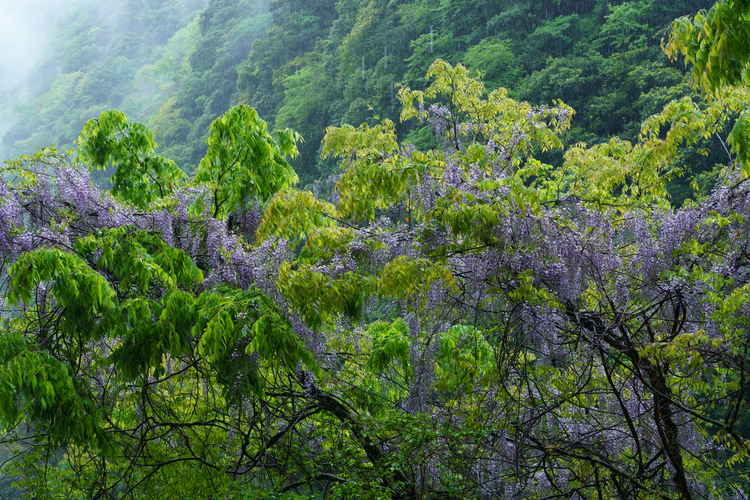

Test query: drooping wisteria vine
[1,59,750,500]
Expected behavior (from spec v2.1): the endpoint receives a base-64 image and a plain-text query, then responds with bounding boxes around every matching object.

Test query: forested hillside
[1,0,268,170]
[2,0,717,202]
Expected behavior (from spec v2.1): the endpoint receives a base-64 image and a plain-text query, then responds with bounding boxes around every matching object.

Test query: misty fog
[0,0,80,91]
[0,0,81,155]
[0,0,211,160]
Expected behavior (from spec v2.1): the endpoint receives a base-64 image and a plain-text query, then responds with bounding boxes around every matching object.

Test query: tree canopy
[3,0,750,499]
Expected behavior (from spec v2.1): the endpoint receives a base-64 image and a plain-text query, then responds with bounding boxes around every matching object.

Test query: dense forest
[1,0,722,203]
[3,0,750,498]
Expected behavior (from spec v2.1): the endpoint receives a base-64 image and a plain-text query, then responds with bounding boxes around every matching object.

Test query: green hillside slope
[2,0,717,202]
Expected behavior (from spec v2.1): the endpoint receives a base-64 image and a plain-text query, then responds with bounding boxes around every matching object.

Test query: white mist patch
[0,0,80,90]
